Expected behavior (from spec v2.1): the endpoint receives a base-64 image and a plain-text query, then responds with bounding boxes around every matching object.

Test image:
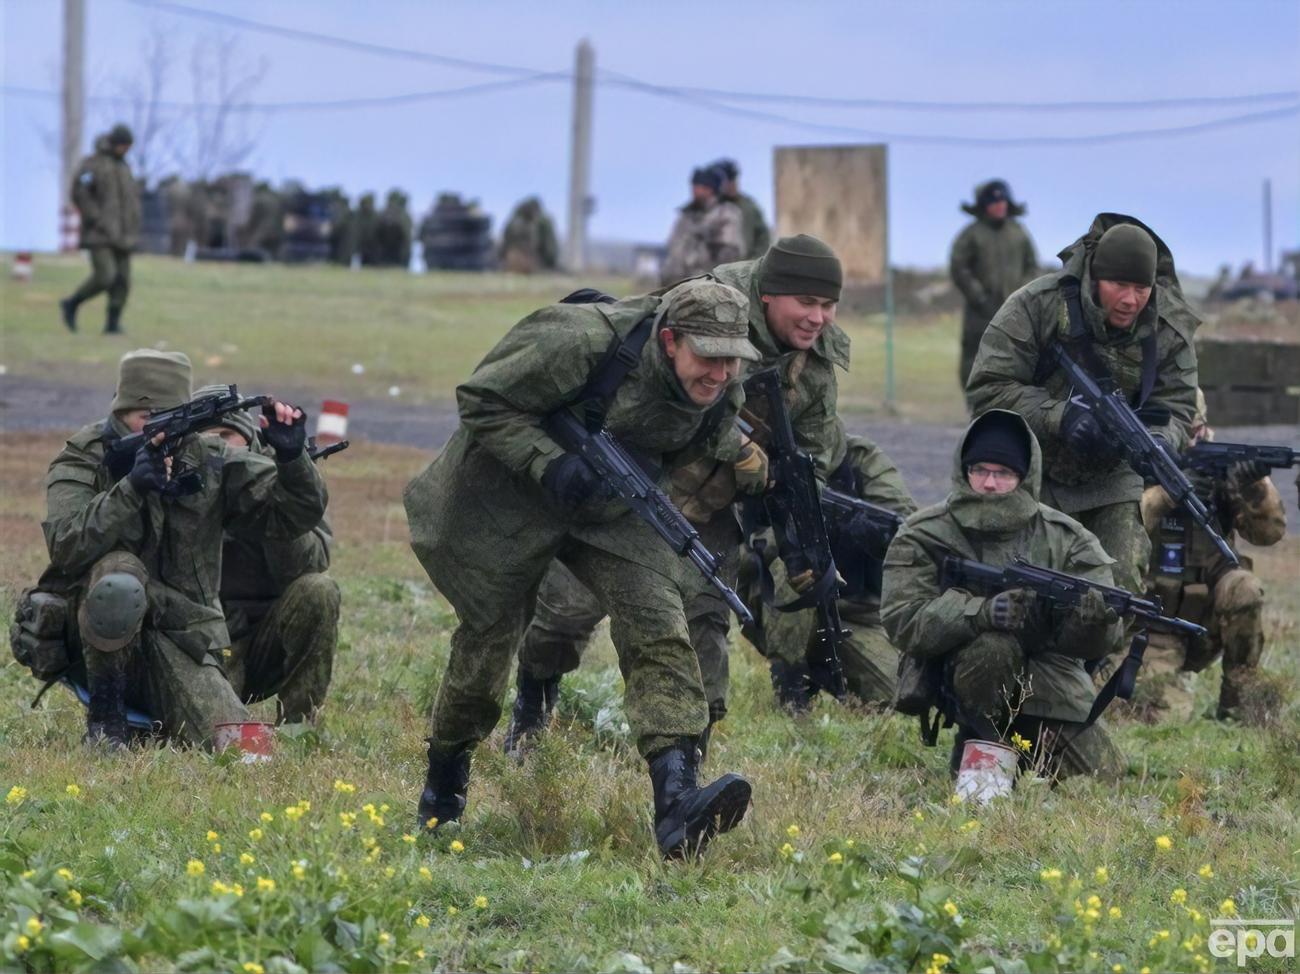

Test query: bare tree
[113,26,177,186]
[179,33,268,181]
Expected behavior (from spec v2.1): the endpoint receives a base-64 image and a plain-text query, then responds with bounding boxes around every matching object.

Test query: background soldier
[660,166,743,285]
[949,179,1038,394]
[1139,391,1288,721]
[60,124,141,335]
[881,410,1126,779]
[404,279,761,859]
[711,159,771,260]
[966,215,1199,599]
[197,386,340,725]
[23,351,325,747]
[500,196,560,273]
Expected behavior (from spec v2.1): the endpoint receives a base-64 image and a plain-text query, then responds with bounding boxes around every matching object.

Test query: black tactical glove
[127,441,169,494]
[1227,460,1271,500]
[1060,403,1116,461]
[541,454,603,513]
[980,589,1032,632]
[261,402,308,462]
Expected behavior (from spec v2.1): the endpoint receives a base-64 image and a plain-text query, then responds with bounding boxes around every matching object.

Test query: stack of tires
[419,193,495,271]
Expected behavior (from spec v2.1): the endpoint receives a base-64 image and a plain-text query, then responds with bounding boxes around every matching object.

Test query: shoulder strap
[574,309,659,432]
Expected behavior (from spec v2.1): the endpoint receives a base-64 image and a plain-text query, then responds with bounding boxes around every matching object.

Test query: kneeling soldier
[405,279,761,858]
[18,351,325,747]
[881,410,1126,779]
[197,385,340,724]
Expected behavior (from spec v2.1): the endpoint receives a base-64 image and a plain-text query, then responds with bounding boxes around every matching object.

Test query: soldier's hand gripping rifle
[543,409,754,626]
[739,367,847,698]
[1181,441,1299,477]
[104,385,272,496]
[1053,344,1239,567]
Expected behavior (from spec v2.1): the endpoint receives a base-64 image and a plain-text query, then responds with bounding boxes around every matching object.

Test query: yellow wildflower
[943,900,958,917]
[1010,732,1032,753]
[960,820,980,832]
[827,851,843,864]
[1086,894,1102,910]
[240,853,256,865]
[786,823,800,837]
[425,816,439,830]
[186,859,206,877]
[1154,835,1173,851]
[1198,863,1214,879]
[402,833,417,844]
[449,840,465,854]
[1156,929,1170,941]
[1189,908,1203,924]
[26,917,43,936]
[1109,906,1122,920]
[259,811,273,824]
[845,839,855,848]
[419,866,433,881]
[333,779,356,794]
[914,810,924,821]
[211,880,231,895]
[949,793,963,805]
[385,866,396,878]
[380,803,391,814]
[256,876,276,894]
[339,812,357,829]
[206,830,219,842]
[474,895,488,909]
[212,844,222,854]
[242,964,264,974]
[284,806,304,822]
[20,870,34,879]
[65,784,81,798]
[56,867,74,882]
[1094,866,1109,883]
[1113,966,1124,973]
[15,935,30,952]
[232,883,245,897]
[67,889,83,907]
[292,862,306,880]
[6,785,28,805]
[1040,867,1063,882]
[416,949,426,960]
[779,842,795,859]
[416,914,431,928]
[296,800,311,812]
[1220,898,1237,916]
[447,905,459,916]
[1171,888,1187,905]
[248,828,263,842]
[1085,908,1101,921]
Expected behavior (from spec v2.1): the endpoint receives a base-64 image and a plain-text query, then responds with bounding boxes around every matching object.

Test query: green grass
[2,430,1298,972]
[0,253,967,422]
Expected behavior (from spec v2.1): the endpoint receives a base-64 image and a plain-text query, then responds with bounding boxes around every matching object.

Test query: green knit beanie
[111,350,192,413]
[759,234,843,301]
[1091,224,1157,286]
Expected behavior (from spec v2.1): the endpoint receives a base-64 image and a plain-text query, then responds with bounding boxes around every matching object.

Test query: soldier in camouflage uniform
[967,214,1200,602]
[660,167,744,285]
[741,421,916,709]
[196,386,339,724]
[404,279,764,858]
[712,159,771,260]
[950,179,1039,393]
[500,196,560,273]
[1138,391,1288,721]
[61,125,141,335]
[504,236,849,750]
[881,410,1126,780]
[17,352,325,747]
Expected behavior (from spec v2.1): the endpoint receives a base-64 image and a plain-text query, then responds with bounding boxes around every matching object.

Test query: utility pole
[1262,178,1273,273]
[565,39,594,273]
[61,0,85,252]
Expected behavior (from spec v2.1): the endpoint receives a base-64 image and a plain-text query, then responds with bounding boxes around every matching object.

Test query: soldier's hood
[947,409,1042,536]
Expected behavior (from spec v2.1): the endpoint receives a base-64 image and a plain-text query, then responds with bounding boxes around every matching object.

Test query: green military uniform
[966,214,1200,599]
[741,425,917,705]
[661,170,745,286]
[500,196,560,273]
[722,192,771,261]
[28,352,327,746]
[950,181,1038,391]
[63,126,141,333]
[880,410,1126,779]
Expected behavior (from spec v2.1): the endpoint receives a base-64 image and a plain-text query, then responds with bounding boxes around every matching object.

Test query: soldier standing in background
[500,197,560,273]
[60,125,141,335]
[949,180,1038,394]
[712,159,771,260]
[660,167,744,285]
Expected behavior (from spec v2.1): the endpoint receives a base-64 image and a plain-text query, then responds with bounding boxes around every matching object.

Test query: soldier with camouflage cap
[404,278,761,859]
[1137,390,1287,722]
[61,124,141,335]
[195,385,340,725]
[15,352,325,747]
[660,167,744,285]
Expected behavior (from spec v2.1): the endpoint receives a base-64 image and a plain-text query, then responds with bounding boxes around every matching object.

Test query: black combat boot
[84,654,129,749]
[59,297,79,333]
[648,740,751,860]
[103,307,124,335]
[770,659,814,714]
[417,741,471,832]
[502,671,561,759]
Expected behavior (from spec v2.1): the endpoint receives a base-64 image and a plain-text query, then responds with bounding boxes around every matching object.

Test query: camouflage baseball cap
[661,279,760,361]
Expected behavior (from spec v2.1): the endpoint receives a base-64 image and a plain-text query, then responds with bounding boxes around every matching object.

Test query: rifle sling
[1080,629,1149,730]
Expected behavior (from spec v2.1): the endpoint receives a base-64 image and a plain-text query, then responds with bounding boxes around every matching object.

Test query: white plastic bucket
[956,738,1019,804]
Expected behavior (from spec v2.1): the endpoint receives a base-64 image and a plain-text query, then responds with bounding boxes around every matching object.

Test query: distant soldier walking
[61,125,141,335]
[660,167,743,285]
[949,179,1038,393]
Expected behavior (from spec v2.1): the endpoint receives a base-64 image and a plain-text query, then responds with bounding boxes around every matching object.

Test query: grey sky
[4,0,1298,273]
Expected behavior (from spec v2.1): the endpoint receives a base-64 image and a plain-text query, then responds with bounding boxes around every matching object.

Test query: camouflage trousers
[946,632,1123,780]
[430,525,712,760]
[1131,568,1265,722]
[515,516,740,719]
[224,573,341,723]
[69,247,131,314]
[1074,501,1153,684]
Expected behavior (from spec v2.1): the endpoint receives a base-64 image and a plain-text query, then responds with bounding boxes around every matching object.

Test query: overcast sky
[3,0,1298,273]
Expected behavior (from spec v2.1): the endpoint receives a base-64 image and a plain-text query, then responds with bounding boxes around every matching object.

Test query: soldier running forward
[13,352,325,747]
[196,385,340,726]
[60,124,141,335]
[503,236,850,751]
[404,278,763,859]
[881,410,1126,780]
[966,214,1199,600]
[1138,391,1288,722]
[949,179,1038,394]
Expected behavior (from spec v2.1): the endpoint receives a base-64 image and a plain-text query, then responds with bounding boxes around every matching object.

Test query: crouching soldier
[1139,391,1288,721]
[16,350,326,747]
[880,410,1126,780]
[196,385,340,724]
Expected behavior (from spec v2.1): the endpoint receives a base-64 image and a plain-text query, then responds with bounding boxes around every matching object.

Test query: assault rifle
[1181,441,1299,477]
[543,409,753,626]
[1053,344,1239,567]
[821,488,905,559]
[740,367,847,698]
[307,437,350,462]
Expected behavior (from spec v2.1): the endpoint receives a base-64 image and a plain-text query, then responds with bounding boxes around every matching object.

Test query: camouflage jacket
[39,419,328,662]
[881,411,1123,721]
[966,214,1200,514]
[948,215,1038,320]
[660,199,744,285]
[72,137,142,251]
[723,192,772,260]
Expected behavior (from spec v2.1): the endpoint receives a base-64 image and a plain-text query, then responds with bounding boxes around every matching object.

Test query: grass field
[2,257,1298,973]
